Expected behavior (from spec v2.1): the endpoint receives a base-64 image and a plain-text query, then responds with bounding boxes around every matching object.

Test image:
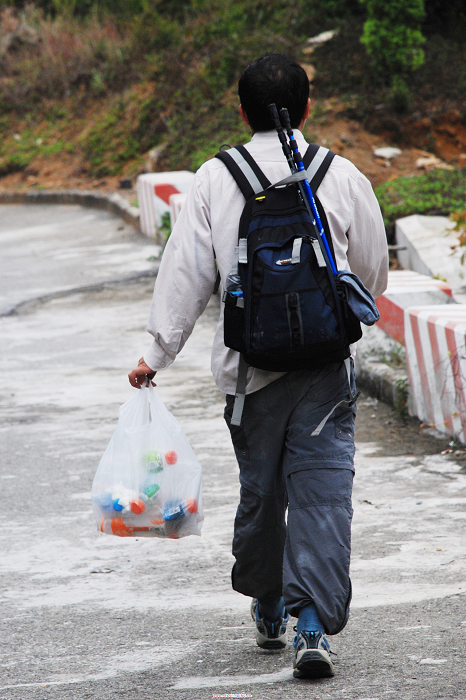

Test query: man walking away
[129,53,388,679]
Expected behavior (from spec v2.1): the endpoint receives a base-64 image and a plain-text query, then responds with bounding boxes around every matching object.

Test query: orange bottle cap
[165,450,177,465]
[130,499,145,515]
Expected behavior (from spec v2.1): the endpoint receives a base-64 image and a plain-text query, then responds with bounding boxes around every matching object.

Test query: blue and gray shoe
[250,598,289,649]
[293,630,335,678]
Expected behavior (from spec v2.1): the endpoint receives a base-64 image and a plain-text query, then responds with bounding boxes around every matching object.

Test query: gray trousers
[224,361,355,636]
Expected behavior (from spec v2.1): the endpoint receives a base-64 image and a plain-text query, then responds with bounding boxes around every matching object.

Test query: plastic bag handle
[147,383,158,424]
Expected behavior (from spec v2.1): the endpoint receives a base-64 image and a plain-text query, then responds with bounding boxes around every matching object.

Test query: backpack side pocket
[223,291,247,354]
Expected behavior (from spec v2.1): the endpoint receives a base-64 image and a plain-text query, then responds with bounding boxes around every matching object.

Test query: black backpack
[215,143,361,424]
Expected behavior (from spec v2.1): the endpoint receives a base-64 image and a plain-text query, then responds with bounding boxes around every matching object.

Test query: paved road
[0,205,465,699]
[0,204,159,316]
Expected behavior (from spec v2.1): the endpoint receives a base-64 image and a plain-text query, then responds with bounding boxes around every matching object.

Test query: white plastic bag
[92,384,203,539]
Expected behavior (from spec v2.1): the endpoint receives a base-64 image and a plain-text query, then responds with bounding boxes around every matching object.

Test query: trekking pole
[268,102,316,230]
[268,102,337,275]
[277,106,338,276]
[267,103,297,175]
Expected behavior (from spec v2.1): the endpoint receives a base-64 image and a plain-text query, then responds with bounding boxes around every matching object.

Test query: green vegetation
[0,1,464,178]
[80,90,167,176]
[159,211,172,242]
[381,344,406,370]
[375,168,466,230]
[360,0,425,104]
[451,210,466,251]
[0,123,68,175]
[395,377,409,418]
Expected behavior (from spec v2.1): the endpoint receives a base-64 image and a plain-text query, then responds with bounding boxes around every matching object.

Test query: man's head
[238,54,310,133]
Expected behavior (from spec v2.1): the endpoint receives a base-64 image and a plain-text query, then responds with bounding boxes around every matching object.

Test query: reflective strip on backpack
[305,147,329,185]
[291,237,303,264]
[227,148,264,195]
[238,238,248,264]
[311,238,326,267]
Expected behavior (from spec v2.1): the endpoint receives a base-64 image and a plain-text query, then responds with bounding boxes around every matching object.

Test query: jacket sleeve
[143,168,217,372]
[347,174,389,299]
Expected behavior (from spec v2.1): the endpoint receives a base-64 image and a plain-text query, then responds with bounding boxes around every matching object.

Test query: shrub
[81,87,167,175]
[360,0,425,93]
[375,167,466,230]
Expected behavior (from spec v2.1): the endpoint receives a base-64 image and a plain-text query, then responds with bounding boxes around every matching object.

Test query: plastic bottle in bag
[225,270,243,298]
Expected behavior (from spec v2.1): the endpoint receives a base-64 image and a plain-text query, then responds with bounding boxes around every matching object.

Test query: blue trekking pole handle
[279,108,338,276]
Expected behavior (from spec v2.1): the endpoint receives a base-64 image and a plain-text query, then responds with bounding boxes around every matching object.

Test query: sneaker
[293,630,335,678]
[250,598,289,649]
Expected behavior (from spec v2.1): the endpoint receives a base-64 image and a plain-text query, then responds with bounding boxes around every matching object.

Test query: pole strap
[269,170,308,188]
[231,355,248,426]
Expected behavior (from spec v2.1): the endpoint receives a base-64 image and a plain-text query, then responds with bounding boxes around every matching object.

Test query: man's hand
[128,357,157,389]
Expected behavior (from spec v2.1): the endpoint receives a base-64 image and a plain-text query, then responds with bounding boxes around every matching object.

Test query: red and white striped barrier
[137,171,194,239]
[405,305,466,442]
[169,192,188,229]
[376,270,453,345]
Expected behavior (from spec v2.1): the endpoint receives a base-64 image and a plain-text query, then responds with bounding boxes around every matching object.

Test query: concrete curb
[0,189,140,231]
[354,322,409,413]
[356,357,408,411]
[1,269,158,318]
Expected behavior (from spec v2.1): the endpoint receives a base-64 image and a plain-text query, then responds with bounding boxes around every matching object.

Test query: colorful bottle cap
[130,499,145,515]
[165,450,177,465]
[186,498,198,513]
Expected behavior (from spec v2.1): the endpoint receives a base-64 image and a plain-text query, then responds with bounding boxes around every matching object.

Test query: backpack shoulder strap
[303,144,335,192]
[303,143,320,167]
[215,145,271,199]
[302,145,337,263]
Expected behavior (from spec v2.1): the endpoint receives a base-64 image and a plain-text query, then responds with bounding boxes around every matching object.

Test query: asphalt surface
[0,204,159,316]
[0,204,465,700]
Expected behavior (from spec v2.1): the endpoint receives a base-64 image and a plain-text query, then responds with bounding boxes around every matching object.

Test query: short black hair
[238,54,309,132]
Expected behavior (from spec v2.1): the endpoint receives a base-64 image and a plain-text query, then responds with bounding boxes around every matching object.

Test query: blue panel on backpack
[258,258,318,296]
[257,241,313,270]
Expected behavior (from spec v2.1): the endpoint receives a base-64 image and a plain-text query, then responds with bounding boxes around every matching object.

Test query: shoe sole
[251,599,287,650]
[293,649,334,678]
[255,629,287,649]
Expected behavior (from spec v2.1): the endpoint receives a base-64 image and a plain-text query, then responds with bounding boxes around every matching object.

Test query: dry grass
[0,5,133,111]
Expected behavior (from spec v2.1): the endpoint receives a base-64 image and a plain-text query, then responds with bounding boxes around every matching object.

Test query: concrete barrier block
[405,304,466,442]
[137,171,194,241]
[377,270,454,345]
[395,214,464,293]
[169,192,187,229]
